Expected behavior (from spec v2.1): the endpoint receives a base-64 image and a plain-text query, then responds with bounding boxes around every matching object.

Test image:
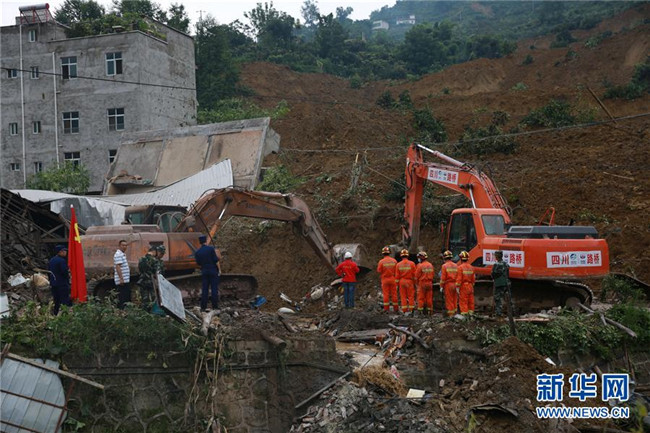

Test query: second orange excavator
[402,143,610,311]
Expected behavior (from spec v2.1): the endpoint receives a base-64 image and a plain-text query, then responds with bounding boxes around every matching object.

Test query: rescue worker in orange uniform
[395,249,417,313]
[440,250,459,316]
[456,250,476,315]
[415,251,435,315]
[377,246,399,312]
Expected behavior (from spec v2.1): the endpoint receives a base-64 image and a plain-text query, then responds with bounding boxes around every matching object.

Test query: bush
[603,57,649,100]
[349,74,362,89]
[256,165,304,193]
[522,54,534,65]
[453,111,518,156]
[198,98,289,123]
[413,108,448,143]
[511,82,528,91]
[550,30,577,48]
[26,162,90,194]
[521,98,577,127]
[398,90,413,109]
[599,275,646,304]
[376,91,396,109]
[0,300,202,359]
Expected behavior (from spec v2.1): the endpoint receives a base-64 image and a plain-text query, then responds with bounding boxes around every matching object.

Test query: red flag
[68,205,87,302]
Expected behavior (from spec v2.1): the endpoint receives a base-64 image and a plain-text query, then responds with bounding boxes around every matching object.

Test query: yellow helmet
[382,246,391,255]
[459,251,470,261]
[400,249,409,257]
[417,251,428,259]
[443,250,453,259]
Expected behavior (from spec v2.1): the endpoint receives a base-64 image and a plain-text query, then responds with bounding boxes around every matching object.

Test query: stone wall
[66,334,346,432]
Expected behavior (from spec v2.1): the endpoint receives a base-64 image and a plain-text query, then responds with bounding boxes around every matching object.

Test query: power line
[279,111,650,154]
[3,67,196,91]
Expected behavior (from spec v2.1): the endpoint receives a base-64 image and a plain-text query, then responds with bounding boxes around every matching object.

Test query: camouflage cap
[156,245,166,255]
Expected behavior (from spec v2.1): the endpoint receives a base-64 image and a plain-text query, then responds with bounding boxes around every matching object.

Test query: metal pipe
[468,186,476,208]
[52,52,60,167]
[416,143,465,167]
[19,24,27,186]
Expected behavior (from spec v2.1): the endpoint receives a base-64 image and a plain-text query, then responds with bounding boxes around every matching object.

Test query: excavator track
[433,279,593,314]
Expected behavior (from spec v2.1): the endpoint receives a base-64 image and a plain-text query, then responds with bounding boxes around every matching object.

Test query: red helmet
[382,246,390,255]
[443,250,453,259]
[459,251,470,261]
[400,249,409,257]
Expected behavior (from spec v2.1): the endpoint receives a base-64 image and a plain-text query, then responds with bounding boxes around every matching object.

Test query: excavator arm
[174,188,340,273]
[403,143,511,250]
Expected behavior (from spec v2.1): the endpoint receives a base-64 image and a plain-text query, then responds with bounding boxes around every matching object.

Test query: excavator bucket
[333,243,370,271]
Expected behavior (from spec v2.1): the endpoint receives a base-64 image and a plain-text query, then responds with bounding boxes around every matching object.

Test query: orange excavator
[402,143,610,311]
[82,188,366,302]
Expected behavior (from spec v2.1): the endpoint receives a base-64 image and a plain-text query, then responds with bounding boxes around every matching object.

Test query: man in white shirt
[114,239,130,309]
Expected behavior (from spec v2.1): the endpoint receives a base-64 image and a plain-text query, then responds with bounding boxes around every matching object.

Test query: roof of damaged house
[105,117,279,195]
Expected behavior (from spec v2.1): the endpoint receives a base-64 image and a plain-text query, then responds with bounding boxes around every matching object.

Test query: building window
[61,56,77,79]
[106,52,123,76]
[7,69,18,78]
[30,66,39,79]
[63,111,79,134]
[33,121,41,134]
[10,163,21,171]
[34,161,43,173]
[108,108,125,131]
[28,29,37,42]
[108,149,117,164]
[64,151,81,166]
[9,123,18,135]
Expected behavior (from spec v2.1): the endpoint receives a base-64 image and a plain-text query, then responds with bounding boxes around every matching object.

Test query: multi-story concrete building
[1,5,197,192]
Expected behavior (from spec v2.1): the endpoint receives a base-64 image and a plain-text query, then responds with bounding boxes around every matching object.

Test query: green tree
[244,2,300,50]
[400,21,455,74]
[54,0,105,25]
[301,0,320,28]
[112,0,166,21]
[194,15,241,109]
[315,13,349,61]
[26,162,90,194]
[166,3,190,33]
[335,6,353,22]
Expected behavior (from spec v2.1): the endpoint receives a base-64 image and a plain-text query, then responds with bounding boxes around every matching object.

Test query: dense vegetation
[53,0,641,112]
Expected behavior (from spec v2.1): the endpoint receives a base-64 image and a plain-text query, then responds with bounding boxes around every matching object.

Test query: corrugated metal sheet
[12,159,234,227]
[110,159,234,207]
[0,358,66,433]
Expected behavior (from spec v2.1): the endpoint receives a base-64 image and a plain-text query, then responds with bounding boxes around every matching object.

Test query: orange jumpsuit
[440,260,458,316]
[456,262,475,315]
[415,260,435,314]
[377,256,398,312]
[395,258,417,313]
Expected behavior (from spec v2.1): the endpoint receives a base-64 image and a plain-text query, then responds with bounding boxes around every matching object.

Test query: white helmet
[344,251,353,259]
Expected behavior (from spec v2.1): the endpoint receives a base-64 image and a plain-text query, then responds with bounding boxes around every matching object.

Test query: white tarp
[12,160,234,228]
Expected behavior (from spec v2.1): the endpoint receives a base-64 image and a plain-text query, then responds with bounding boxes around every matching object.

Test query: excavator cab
[447,212,478,258]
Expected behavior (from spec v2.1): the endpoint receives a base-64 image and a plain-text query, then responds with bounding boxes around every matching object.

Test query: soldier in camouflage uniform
[138,246,159,309]
[491,250,513,317]
[155,245,166,276]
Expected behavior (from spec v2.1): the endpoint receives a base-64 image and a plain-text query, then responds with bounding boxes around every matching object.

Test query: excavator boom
[175,188,365,273]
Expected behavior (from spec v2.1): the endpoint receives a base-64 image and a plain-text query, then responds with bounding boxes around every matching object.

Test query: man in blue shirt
[194,235,221,311]
[48,245,72,315]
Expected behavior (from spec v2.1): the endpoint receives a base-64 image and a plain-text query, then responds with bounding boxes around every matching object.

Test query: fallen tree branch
[577,303,637,338]
[388,323,431,350]
[261,331,287,351]
[294,371,350,410]
[278,314,297,333]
